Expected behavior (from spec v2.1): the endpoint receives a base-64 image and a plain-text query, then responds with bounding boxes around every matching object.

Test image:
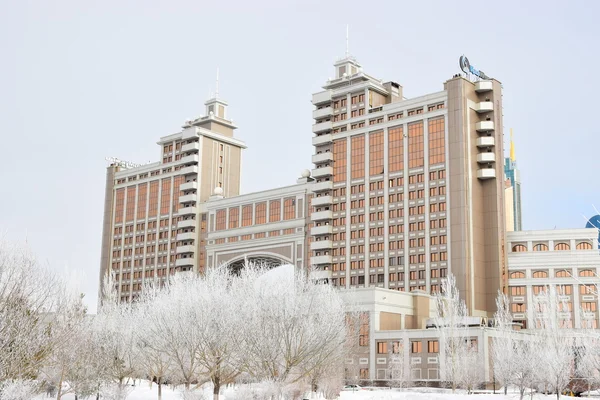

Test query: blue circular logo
[459,55,470,74]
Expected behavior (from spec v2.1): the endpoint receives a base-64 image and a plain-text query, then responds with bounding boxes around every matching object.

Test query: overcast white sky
[1,0,598,312]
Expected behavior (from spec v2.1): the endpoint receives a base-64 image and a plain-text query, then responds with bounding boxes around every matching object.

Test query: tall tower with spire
[504,129,522,231]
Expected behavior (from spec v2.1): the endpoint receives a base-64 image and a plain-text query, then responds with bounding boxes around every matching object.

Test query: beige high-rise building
[309,55,506,316]
[99,96,246,302]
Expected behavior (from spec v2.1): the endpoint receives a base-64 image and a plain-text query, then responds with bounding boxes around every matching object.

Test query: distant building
[507,228,600,329]
[504,129,522,231]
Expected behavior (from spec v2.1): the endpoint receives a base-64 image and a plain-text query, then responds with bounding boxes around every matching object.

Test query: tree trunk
[213,376,220,400]
[157,376,162,400]
[505,385,508,395]
[56,368,65,400]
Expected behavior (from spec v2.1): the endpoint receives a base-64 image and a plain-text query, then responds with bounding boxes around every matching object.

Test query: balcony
[312,134,333,146]
[475,81,493,92]
[313,106,333,120]
[477,168,496,180]
[179,194,196,204]
[312,90,332,105]
[476,137,495,147]
[312,152,333,164]
[180,154,199,165]
[311,166,333,179]
[176,232,197,242]
[311,225,333,236]
[311,269,333,281]
[312,180,333,192]
[177,245,196,254]
[312,195,333,207]
[180,166,198,175]
[178,206,197,216]
[475,121,495,132]
[477,153,496,163]
[177,219,196,229]
[311,210,333,221]
[311,240,333,251]
[474,102,494,113]
[181,142,199,153]
[180,181,197,191]
[311,255,333,265]
[175,257,195,267]
[312,121,332,134]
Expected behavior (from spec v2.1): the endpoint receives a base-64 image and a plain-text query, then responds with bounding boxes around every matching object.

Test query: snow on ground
[33,381,600,400]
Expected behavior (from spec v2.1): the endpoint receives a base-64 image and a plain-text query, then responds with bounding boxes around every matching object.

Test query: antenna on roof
[215,67,220,99]
[345,24,349,58]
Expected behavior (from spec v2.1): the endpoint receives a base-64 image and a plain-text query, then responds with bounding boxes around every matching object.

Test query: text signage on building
[105,156,143,169]
[459,55,490,80]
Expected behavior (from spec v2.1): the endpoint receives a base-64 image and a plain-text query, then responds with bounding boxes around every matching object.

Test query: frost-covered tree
[434,274,483,392]
[510,335,538,400]
[492,292,514,394]
[386,338,411,389]
[0,242,62,383]
[40,291,95,400]
[95,276,138,398]
[135,285,173,400]
[529,285,574,400]
[238,264,347,391]
[141,275,204,390]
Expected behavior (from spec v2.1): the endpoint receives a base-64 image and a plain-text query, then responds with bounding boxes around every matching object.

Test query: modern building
[99,53,508,315]
[507,228,600,329]
[99,95,246,301]
[309,54,506,317]
[504,129,522,231]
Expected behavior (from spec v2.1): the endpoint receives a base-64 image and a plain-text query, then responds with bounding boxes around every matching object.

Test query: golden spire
[510,128,516,162]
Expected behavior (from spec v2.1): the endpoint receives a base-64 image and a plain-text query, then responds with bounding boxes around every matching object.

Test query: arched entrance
[227,254,288,275]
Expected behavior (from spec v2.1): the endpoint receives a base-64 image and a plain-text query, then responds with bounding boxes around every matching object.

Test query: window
[408,121,424,168]
[556,270,570,278]
[359,314,369,346]
[533,243,548,251]
[255,203,266,224]
[159,179,171,215]
[351,135,365,179]
[511,303,526,313]
[510,286,525,296]
[215,209,226,231]
[579,269,595,277]
[333,139,347,182]
[411,341,422,353]
[512,244,527,252]
[269,200,281,222]
[582,302,597,312]
[532,271,548,278]
[510,271,525,279]
[135,183,148,220]
[554,242,570,251]
[283,198,296,221]
[427,340,439,353]
[369,131,384,175]
[428,117,445,165]
[580,285,595,295]
[229,207,239,229]
[558,285,572,295]
[242,205,253,226]
[577,242,593,250]
[377,342,388,354]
